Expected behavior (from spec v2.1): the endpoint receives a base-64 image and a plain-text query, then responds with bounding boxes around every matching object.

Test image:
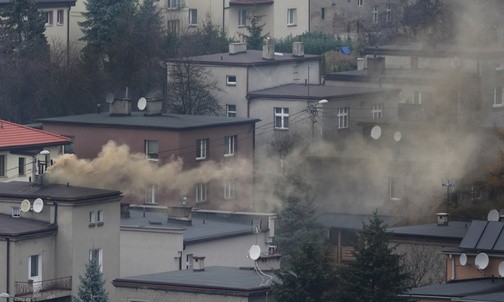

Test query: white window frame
[224,136,236,157]
[167,0,179,10]
[97,210,104,223]
[413,91,422,104]
[238,10,247,27]
[358,0,364,7]
[89,211,95,224]
[45,11,53,26]
[196,139,208,160]
[89,248,103,272]
[389,177,400,200]
[224,180,236,199]
[0,155,4,177]
[337,107,349,129]
[287,8,297,26]
[372,5,379,23]
[372,104,383,119]
[226,75,237,86]
[494,87,504,107]
[28,254,41,279]
[145,140,159,161]
[274,107,289,130]
[385,4,391,22]
[145,185,157,204]
[188,9,197,26]
[57,9,64,26]
[195,183,207,203]
[226,104,237,117]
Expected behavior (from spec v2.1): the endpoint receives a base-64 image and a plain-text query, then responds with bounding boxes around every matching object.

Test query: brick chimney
[367,56,385,77]
[263,37,274,60]
[109,98,132,116]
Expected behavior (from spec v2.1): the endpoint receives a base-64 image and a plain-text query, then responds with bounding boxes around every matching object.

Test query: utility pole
[307,99,328,143]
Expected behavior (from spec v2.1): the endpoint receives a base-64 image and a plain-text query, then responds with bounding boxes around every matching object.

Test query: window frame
[321,7,325,20]
[224,179,236,199]
[0,155,5,177]
[389,177,400,201]
[372,5,379,23]
[89,248,103,272]
[188,9,197,26]
[494,87,504,107]
[45,11,53,26]
[29,254,41,279]
[226,104,237,117]
[57,9,64,26]
[195,183,207,203]
[274,107,289,130]
[337,107,349,129]
[196,138,209,160]
[224,135,237,157]
[145,185,157,204]
[18,157,26,176]
[167,0,179,10]
[385,4,391,22]
[287,8,297,26]
[372,103,383,119]
[145,140,159,161]
[238,10,247,27]
[226,75,237,86]
[413,91,422,104]
[358,0,364,7]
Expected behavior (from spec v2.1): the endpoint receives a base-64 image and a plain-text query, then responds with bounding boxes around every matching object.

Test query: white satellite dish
[488,209,500,222]
[394,131,402,142]
[249,244,261,261]
[475,253,489,270]
[451,56,461,69]
[459,253,467,266]
[105,93,115,104]
[33,198,44,213]
[20,199,31,213]
[137,97,147,111]
[499,261,504,277]
[370,125,382,140]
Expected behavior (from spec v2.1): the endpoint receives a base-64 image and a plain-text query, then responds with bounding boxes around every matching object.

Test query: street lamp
[307,99,328,143]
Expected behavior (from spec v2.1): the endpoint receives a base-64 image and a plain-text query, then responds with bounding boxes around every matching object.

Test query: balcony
[14,276,72,301]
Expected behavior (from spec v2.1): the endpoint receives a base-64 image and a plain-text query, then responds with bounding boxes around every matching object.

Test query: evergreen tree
[76,256,108,302]
[336,211,410,302]
[240,11,268,50]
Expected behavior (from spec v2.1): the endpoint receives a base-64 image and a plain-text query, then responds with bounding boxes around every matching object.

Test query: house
[168,42,321,119]
[119,204,277,278]
[38,98,260,210]
[0,180,121,301]
[0,119,70,183]
[113,266,276,302]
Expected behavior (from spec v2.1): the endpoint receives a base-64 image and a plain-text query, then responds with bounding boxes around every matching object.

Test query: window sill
[57,23,63,26]
[226,83,237,86]
[196,200,208,204]
[188,24,197,27]
[88,223,96,228]
[287,24,297,27]
[196,157,207,161]
[97,221,104,227]
[274,128,289,131]
[493,104,504,109]
[224,154,235,158]
[238,25,246,28]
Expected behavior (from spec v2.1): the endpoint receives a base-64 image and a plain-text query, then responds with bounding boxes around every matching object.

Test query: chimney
[167,205,192,224]
[357,57,364,70]
[109,98,132,116]
[120,203,131,218]
[193,256,205,271]
[437,213,449,226]
[144,98,163,116]
[292,42,304,57]
[229,42,247,55]
[367,56,385,77]
[262,37,274,60]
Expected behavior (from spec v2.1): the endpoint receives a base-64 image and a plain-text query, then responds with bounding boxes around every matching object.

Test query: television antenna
[475,253,489,270]
[33,198,44,213]
[20,199,31,213]
[370,125,382,140]
[459,253,467,266]
[137,97,147,111]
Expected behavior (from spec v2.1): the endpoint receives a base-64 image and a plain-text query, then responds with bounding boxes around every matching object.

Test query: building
[0,181,121,301]
[38,98,260,210]
[0,119,70,183]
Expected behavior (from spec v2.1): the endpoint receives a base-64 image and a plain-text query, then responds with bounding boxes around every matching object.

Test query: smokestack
[263,37,274,60]
[292,42,304,57]
[193,256,205,271]
[229,42,247,55]
[357,58,364,70]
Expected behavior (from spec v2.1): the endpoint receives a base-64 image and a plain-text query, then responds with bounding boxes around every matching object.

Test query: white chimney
[193,256,205,271]
[292,42,304,57]
[437,213,449,226]
[229,42,247,55]
[263,37,274,60]
[357,57,364,70]
[144,98,163,116]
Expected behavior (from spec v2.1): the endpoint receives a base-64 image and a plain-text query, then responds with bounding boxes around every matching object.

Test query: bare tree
[398,244,445,287]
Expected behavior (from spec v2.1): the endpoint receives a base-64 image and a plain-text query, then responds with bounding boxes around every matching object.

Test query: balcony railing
[15,276,72,297]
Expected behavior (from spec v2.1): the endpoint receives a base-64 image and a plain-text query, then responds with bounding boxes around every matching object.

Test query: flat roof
[248,83,400,100]
[38,112,259,130]
[388,221,469,241]
[402,278,504,300]
[0,0,76,7]
[0,213,57,239]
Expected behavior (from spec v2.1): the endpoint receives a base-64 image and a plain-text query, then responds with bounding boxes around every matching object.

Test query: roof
[317,212,394,230]
[248,84,400,100]
[121,207,273,244]
[401,278,504,300]
[459,220,504,252]
[0,213,57,239]
[0,0,76,8]
[0,181,121,203]
[38,112,260,130]
[169,50,319,67]
[113,266,273,295]
[0,119,70,152]
[388,221,469,241]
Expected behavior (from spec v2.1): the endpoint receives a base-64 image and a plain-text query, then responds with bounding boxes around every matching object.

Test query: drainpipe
[6,238,10,301]
[308,0,311,32]
[222,0,225,34]
[66,7,71,67]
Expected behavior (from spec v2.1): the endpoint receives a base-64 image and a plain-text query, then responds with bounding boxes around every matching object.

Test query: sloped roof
[401,278,504,300]
[388,221,469,241]
[459,220,504,252]
[0,213,57,239]
[0,119,70,151]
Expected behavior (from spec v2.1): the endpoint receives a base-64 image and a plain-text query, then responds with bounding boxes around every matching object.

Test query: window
[226,104,237,117]
[145,140,159,161]
[186,254,194,269]
[358,0,364,7]
[195,183,207,203]
[385,4,391,22]
[389,177,400,200]
[494,87,504,107]
[89,211,95,226]
[89,248,103,272]
[29,255,41,278]
[287,8,297,26]
[145,185,157,203]
[337,107,349,129]
[321,7,325,20]
[97,210,104,224]
[372,5,379,23]
[413,91,422,104]
[167,0,178,9]
[18,157,25,175]
[224,180,236,199]
[238,10,247,27]
[167,19,180,35]
[274,107,289,130]
[45,11,53,26]
[189,9,197,26]
[63,136,74,154]
[226,75,237,86]
[372,104,383,119]
[224,136,237,156]
[57,10,64,25]
[0,155,5,177]
[196,138,209,160]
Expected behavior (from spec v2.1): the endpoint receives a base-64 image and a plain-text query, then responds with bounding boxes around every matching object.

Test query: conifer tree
[240,11,268,50]
[76,256,108,302]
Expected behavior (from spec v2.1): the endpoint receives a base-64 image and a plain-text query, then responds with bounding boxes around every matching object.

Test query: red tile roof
[0,119,70,150]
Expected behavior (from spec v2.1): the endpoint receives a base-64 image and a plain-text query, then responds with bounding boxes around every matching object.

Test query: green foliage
[240,12,268,50]
[76,256,108,302]
[275,32,343,55]
[336,211,410,302]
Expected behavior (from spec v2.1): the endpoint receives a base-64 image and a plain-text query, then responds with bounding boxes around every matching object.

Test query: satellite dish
[137,97,147,111]
[394,131,402,142]
[459,253,467,266]
[451,56,461,69]
[249,244,261,261]
[33,198,44,213]
[370,125,382,140]
[20,199,31,213]
[499,261,504,277]
[488,209,500,222]
[475,253,489,270]
[105,93,115,104]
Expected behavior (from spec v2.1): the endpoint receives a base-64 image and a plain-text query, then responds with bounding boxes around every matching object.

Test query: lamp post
[442,180,455,214]
[307,99,328,143]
